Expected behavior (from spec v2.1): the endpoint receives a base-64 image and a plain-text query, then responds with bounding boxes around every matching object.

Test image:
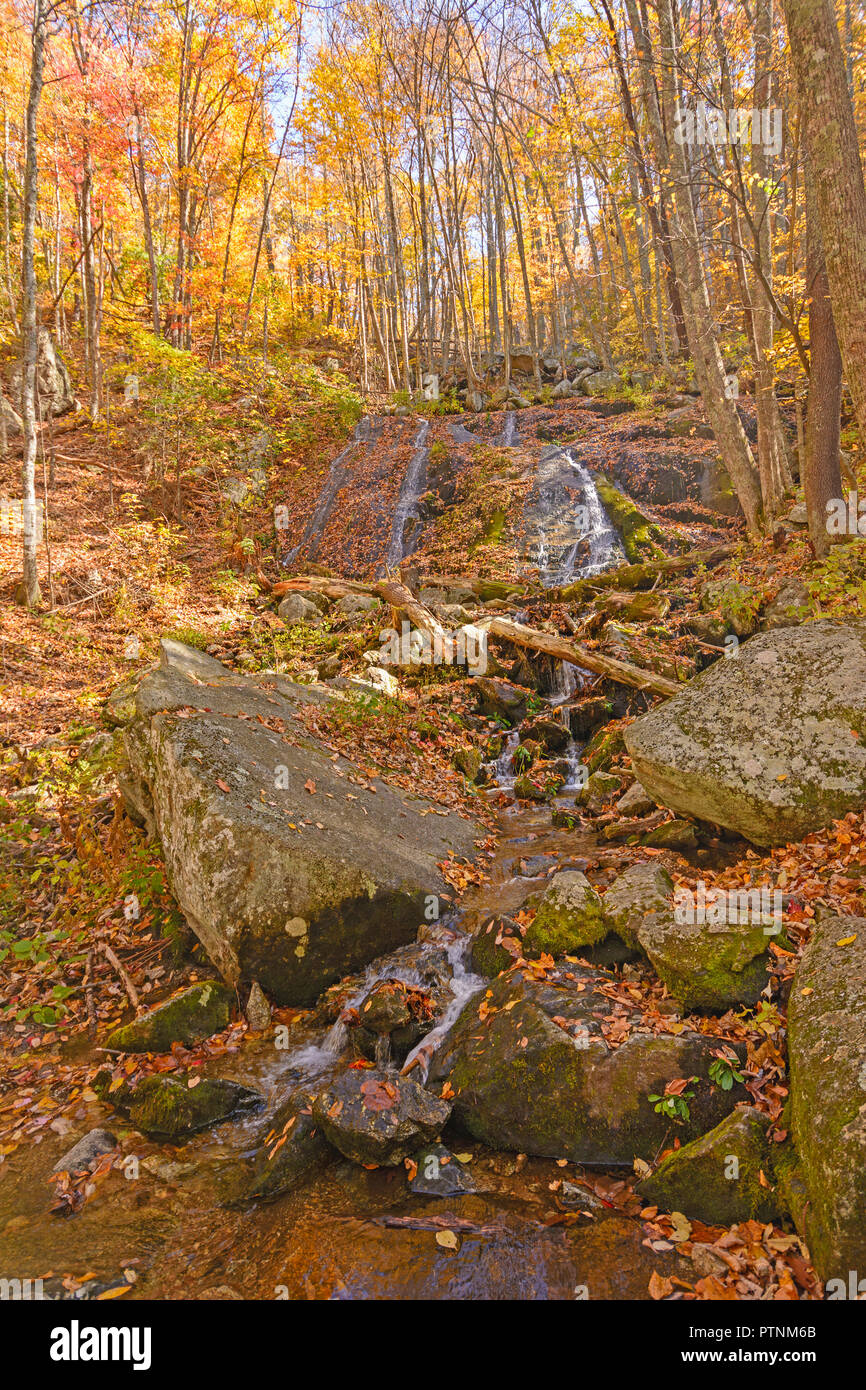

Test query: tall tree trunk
[20,0,47,607]
[653,0,764,533]
[782,0,866,446]
[804,172,843,556]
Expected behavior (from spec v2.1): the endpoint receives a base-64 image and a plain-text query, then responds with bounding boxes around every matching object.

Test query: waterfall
[385,420,431,567]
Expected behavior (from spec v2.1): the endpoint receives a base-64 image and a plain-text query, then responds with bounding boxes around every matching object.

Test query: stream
[0,413,644,1301]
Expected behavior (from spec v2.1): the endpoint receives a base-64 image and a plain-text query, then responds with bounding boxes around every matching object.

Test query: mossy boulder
[521,715,570,753]
[524,871,608,956]
[641,819,698,850]
[581,724,626,776]
[579,770,622,813]
[514,772,558,802]
[638,1106,782,1225]
[638,909,773,1011]
[787,914,866,1282]
[105,982,234,1053]
[452,745,482,780]
[312,1069,451,1166]
[121,1074,262,1140]
[624,621,866,846]
[474,676,529,721]
[430,964,747,1164]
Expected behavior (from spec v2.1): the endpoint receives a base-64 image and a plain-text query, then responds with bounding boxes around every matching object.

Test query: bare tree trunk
[782,0,866,446]
[20,0,47,607]
[804,173,843,557]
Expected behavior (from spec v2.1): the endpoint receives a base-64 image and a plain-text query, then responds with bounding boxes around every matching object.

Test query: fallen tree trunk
[545,544,736,603]
[373,578,449,644]
[478,615,681,699]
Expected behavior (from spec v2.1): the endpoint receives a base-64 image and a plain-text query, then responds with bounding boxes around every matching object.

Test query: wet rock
[471,919,522,978]
[245,1089,333,1202]
[430,963,747,1165]
[277,593,322,626]
[579,770,622,813]
[474,676,529,721]
[117,649,478,1004]
[787,915,866,1282]
[513,772,559,802]
[52,1129,117,1175]
[524,871,608,956]
[312,1069,451,1166]
[521,715,569,753]
[409,1143,477,1196]
[624,621,866,846]
[638,1107,781,1226]
[105,981,234,1053]
[122,1075,263,1141]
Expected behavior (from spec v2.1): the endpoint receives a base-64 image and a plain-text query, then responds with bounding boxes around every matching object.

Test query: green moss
[595,476,665,562]
[105,981,234,1053]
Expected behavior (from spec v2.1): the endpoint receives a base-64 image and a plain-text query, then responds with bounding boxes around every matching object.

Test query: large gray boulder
[624,621,866,846]
[117,641,480,1005]
[787,915,866,1282]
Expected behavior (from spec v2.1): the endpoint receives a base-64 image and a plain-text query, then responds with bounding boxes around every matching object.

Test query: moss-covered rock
[105,981,234,1053]
[641,819,698,850]
[122,1074,262,1140]
[514,772,558,802]
[787,914,866,1282]
[594,475,665,562]
[524,871,608,956]
[638,908,772,1011]
[452,745,482,780]
[312,1069,451,1166]
[579,770,622,813]
[638,1106,782,1225]
[429,964,747,1164]
[581,724,626,776]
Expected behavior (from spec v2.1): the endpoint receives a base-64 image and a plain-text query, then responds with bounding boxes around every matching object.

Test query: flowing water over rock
[521,446,624,587]
[385,420,431,567]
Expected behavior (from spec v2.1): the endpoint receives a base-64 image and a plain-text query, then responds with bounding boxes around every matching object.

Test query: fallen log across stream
[267,574,681,700]
[475,614,681,699]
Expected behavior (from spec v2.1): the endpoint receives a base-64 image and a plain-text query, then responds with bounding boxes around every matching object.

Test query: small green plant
[513,744,533,773]
[649,1077,698,1123]
[709,1054,745,1091]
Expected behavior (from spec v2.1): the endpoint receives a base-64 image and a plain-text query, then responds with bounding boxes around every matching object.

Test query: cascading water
[385,420,431,567]
[401,934,485,1080]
